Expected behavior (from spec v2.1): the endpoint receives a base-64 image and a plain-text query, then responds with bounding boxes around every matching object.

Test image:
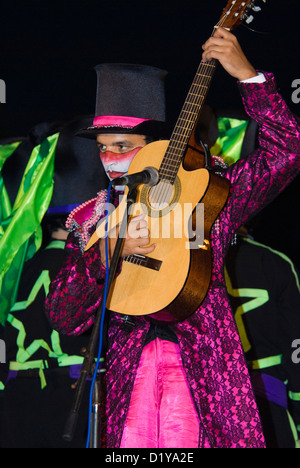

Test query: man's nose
[99,150,118,161]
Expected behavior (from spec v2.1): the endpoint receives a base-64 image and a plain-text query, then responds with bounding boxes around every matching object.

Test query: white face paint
[100,149,140,181]
[96,134,146,191]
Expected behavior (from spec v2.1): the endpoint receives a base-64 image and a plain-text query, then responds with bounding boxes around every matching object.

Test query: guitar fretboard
[159,59,217,183]
[153,0,254,184]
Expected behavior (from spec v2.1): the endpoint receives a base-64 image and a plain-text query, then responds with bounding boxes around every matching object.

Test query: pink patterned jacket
[45,73,300,448]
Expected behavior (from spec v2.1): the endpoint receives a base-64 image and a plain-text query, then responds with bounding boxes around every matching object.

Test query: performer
[0,117,107,448]
[45,29,300,448]
[226,228,300,448]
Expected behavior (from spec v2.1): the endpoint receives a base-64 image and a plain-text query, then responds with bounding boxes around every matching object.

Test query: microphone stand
[89,371,102,448]
[63,186,138,447]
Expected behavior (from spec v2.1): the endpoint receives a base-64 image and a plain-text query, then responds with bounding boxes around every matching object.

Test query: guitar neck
[158,0,257,183]
[160,59,217,182]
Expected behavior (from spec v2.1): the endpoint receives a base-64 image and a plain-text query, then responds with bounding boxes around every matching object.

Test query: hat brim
[76,120,170,140]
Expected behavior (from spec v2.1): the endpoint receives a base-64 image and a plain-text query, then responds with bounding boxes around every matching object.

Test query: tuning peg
[245,14,254,24]
[252,6,261,12]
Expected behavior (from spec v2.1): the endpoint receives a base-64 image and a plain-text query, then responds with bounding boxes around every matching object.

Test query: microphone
[112,166,159,188]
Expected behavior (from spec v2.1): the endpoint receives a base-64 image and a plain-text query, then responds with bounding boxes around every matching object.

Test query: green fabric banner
[0,134,59,326]
[0,141,22,224]
[210,117,249,165]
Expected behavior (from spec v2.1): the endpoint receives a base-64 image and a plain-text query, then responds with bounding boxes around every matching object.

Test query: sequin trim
[65,190,108,252]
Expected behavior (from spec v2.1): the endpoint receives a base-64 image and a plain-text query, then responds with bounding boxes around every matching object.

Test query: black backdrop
[0,0,299,267]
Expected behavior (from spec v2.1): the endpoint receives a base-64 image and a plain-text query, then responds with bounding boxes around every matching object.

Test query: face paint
[100,146,143,185]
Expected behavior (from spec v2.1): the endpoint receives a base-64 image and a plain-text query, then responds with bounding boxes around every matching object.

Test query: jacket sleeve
[224,72,300,232]
[45,230,106,335]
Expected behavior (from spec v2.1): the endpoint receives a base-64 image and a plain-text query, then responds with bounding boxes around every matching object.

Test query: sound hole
[148,180,174,210]
[140,176,181,218]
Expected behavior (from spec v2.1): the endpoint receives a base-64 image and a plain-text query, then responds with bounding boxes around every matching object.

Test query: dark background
[0,0,299,268]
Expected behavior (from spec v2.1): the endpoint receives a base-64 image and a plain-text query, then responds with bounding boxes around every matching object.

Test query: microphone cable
[85,182,112,448]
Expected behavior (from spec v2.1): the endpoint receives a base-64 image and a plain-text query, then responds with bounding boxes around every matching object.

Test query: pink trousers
[120,338,199,448]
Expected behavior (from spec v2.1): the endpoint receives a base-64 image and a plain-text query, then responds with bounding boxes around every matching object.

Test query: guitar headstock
[218,0,266,31]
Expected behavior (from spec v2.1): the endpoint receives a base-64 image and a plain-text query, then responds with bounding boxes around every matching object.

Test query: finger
[136,236,151,247]
[203,45,229,62]
[213,27,233,39]
[202,39,226,62]
[128,220,147,235]
[202,37,235,59]
[136,220,148,230]
[203,36,228,49]
[138,228,150,238]
[202,29,236,60]
[135,243,157,255]
[127,228,150,240]
[128,216,148,238]
[131,213,146,224]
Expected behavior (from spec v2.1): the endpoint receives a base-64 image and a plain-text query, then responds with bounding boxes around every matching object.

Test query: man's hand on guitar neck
[202,27,257,82]
[99,214,156,268]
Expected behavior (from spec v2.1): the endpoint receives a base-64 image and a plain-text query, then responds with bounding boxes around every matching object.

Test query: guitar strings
[170,15,225,161]
[149,2,248,208]
[149,15,226,208]
[152,57,214,205]
[162,16,225,172]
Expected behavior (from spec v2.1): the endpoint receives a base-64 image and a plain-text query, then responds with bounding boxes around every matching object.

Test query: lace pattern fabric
[45,73,300,448]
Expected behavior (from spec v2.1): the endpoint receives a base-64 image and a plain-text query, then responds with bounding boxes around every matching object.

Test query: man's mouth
[107,170,126,179]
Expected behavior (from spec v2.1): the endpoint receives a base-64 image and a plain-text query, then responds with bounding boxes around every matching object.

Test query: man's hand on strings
[202,27,257,81]
[99,214,156,267]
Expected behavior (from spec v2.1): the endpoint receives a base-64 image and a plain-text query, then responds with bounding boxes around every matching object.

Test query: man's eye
[98,145,106,152]
[119,145,129,152]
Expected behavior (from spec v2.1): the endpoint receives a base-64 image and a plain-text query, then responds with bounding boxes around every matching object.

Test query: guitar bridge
[124,254,162,271]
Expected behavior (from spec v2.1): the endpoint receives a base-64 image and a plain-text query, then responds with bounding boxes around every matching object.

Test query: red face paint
[100,146,143,181]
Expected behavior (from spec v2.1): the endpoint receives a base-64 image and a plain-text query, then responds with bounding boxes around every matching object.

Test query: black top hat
[77,63,169,139]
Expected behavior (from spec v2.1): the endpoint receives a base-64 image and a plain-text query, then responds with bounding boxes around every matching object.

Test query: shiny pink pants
[120,338,199,448]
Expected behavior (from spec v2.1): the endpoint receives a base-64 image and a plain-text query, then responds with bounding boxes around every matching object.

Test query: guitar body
[90,140,230,322]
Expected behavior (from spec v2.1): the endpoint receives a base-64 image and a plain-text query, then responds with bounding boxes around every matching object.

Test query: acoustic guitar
[85,0,256,322]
